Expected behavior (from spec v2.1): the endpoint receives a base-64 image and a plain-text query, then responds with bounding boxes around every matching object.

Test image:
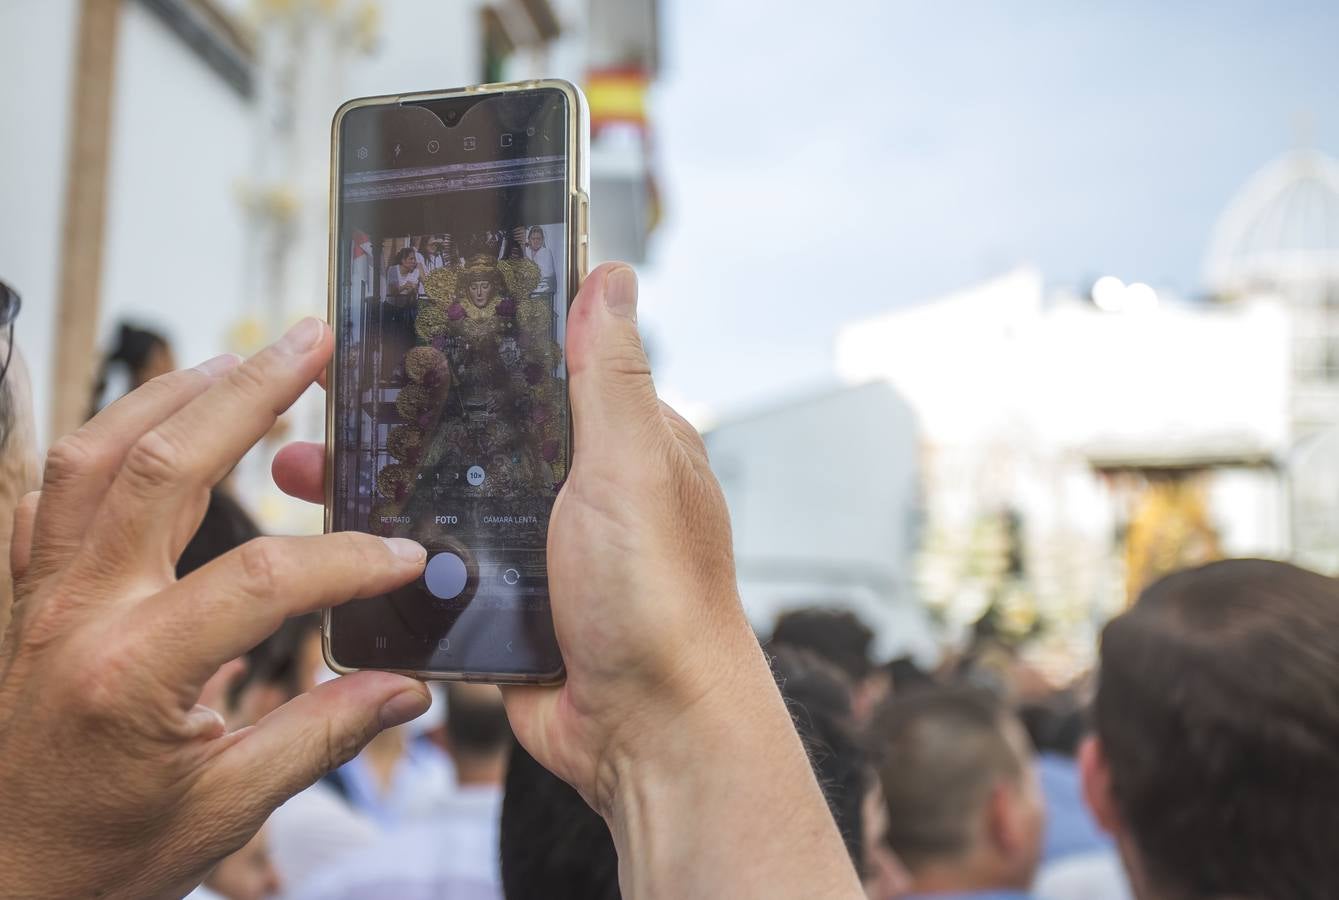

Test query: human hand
[0,321,431,900]
[275,265,862,897]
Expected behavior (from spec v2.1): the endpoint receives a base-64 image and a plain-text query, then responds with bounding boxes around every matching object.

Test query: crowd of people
[0,265,1337,899]
[384,228,557,306]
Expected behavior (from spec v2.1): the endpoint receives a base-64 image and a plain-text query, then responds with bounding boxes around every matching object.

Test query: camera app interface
[331,90,569,674]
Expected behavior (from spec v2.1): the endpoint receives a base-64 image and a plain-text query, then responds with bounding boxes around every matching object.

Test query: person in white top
[386,247,423,303]
[422,236,448,273]
[523,226,557,300]
[288,683,511,900]
[226,615,384,892]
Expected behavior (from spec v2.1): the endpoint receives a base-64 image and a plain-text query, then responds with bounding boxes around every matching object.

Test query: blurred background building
[721,147,1339,674]
[1,0,660,530]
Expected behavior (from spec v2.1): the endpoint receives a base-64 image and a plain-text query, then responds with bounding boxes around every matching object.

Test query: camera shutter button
[424,552,468,599]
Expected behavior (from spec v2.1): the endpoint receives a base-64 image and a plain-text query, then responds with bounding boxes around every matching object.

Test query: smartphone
[324,80,588,683]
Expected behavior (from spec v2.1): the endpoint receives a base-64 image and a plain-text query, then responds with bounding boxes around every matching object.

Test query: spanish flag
[586,67,649,133]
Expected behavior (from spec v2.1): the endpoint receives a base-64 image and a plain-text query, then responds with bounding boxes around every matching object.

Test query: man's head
[397,247,417,270]
[443,683,511,784]
[768,645,870,870]
[176,490,260,579]
[528,226,545,250]
[1082,559,1339,900]
[231,613,324,726]
[771,607,887,722]
[872,687,1044,893]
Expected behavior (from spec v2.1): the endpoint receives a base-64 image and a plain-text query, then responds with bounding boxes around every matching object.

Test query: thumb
[207,671,430,811]
[565,262,663,459]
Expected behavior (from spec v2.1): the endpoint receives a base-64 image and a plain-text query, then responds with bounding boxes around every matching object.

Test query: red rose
[497,297,517,317]
[447,302,466,321]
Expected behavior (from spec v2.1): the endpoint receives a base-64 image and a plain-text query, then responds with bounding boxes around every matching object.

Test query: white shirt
[335,739,455,830]
[287,784,503,900]
[524,244,557,292]
[1035,849,1133,900]
[185,886,226,900]
[387,264,423,298]
[268,781,380,893]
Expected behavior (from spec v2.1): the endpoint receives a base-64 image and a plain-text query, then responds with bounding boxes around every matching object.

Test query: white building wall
[706,382,933,659]
[97,1,252,386]
[0,0,81,445]
[835,266,1294,671]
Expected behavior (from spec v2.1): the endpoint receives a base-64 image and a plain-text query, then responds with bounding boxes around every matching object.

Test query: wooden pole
[50,0,121,443]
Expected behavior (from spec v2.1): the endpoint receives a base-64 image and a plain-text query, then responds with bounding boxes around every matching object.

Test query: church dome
[1205,149,1339,293]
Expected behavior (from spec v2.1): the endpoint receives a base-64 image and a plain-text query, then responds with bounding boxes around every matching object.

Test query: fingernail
[194,353,242,376]
[279,317,325,354]
[604,266,638,320]
[379,688,431,730]
[382,537,426,563]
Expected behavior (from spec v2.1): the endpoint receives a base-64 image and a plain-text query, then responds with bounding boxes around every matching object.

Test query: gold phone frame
[322,79,589,684]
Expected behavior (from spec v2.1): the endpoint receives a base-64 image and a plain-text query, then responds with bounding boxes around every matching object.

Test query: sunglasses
[0,282,20,389]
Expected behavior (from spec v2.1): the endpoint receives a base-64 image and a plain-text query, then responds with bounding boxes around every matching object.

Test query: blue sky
[637,0,1339,420]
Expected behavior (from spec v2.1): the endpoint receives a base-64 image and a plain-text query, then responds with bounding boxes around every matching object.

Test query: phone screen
[329,88,570,678]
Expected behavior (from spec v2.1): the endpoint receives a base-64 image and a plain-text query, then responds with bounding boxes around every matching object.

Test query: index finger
[84,319,331,569]
[138,531,426,691]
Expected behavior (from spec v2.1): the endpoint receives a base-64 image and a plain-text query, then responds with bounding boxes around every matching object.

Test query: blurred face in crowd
[233,623,327,727]
[528,228,544,251]
[205,826,281,900]
[852,671,891,726]
[399,252,416,273]
[861,782,909,899]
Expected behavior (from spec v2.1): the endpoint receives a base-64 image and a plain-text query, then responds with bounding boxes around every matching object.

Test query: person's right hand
[275,264,864,898]
[0,320,431,900]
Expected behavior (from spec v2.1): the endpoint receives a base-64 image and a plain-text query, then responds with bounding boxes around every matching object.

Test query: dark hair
[90,322,170,418]
[771,607,876,682]
[886,655,937,695]
[444,683,512,757]
[235,613,321,701]
[770,645,869,870]
[396,246,417,264]
[176,490,261,579]
[1018,690,1087,757]
[1094,559,1339,899]
[870,686,1025,872]
[500,739,620,900]
[499,646,871,899]
[175,491,286,704]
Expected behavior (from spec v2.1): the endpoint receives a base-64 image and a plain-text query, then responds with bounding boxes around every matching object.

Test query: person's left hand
[0,320,431,900]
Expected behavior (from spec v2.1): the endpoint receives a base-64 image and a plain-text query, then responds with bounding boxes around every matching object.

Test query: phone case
[322,79,590,683]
